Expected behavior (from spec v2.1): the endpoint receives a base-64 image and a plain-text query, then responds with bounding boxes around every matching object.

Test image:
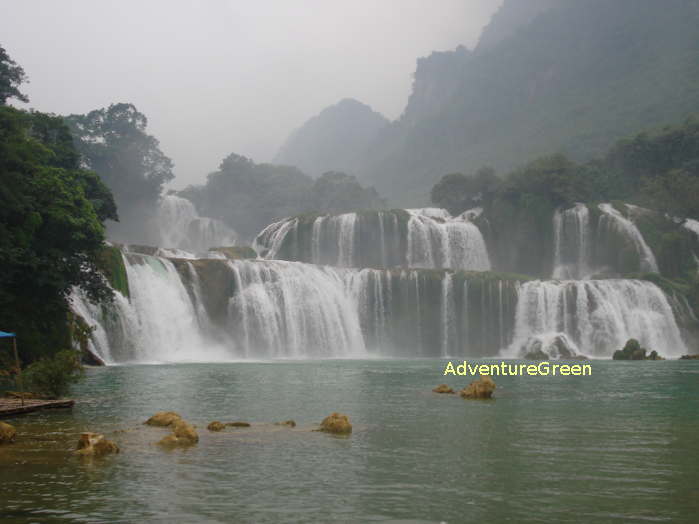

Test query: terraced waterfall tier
[253,208,491,270]
[70,248,688,363]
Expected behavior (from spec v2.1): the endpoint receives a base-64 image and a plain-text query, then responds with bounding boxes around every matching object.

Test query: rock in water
[432,384,455,394]
[460,376,496,400]
[275,420,296,427]
[207,421,225,432]
[226,421,251,428]
[145,411,182,427]
[76,432,119,456]
[0,421,17,444]
[613,339,663,360]
[158,419,199,447]
[319,412,352,434]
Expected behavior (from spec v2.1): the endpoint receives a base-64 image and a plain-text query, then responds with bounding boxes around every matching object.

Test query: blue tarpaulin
[0,331,16,338]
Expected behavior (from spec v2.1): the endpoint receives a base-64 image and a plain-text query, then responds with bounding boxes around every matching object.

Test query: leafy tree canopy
[65,103,174,242]
[179,155,386,239]
[0,106,116,361]
[0,44,28,105]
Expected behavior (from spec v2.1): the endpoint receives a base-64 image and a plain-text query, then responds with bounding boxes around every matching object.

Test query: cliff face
[277,1,699,206]
[474,0,557,53]
[274,98,389,177]
[362,0,699,205]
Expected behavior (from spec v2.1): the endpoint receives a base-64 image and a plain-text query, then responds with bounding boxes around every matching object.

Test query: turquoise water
[1,360,698,523]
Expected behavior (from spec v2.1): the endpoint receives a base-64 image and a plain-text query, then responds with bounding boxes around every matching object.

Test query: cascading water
[254,208,490,270]
[597,203,658,273]
[505,279,686,358]
[224,260,366,358]
[405,208,491,270]
[157,195,238,253]
[552,203,590,279]
[684,218,699,239]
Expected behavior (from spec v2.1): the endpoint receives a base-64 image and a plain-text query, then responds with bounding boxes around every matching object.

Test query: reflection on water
[1,360,698,523]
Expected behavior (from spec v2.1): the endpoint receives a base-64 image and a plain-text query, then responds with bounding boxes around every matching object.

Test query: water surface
[1,360,698,523]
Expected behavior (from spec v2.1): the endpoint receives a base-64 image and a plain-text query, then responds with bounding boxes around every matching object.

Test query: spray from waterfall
[505,279,686,358]
[157,195,238,253]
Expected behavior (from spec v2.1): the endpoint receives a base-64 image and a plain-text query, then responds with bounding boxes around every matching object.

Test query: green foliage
[23,350,84,399]
[0,105,116,362]
[431,167,499,215]
[65,103,173,242]
[308,171,385,213]
[0,44,28,105]
[179,154,385,239]
[96,245,130,297]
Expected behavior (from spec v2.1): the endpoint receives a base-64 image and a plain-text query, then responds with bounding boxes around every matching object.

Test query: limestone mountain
[276,0,699,206]
[274,98,389,177]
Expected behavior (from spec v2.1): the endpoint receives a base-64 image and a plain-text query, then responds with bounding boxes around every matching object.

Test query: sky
[2,0,501,188]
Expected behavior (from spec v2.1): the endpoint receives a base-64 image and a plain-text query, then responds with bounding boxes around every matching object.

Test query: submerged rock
[460,375,496,400]
[207,421,226,432]
[319,412,352,434]
[275,420,296,427]
[432,384,455,394]
[158,419,199,447]
[0,421,17,444]
[76,432,119,456]
[226,421,251,428]
[613,339,663,360]
[145,411,182,427]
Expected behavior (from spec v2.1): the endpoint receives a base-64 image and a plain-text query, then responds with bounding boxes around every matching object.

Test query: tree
[65,103,174,243]
[308,172,385,213]
[431,167,500,215]
[0,106,116,361]
[0,45,28,105]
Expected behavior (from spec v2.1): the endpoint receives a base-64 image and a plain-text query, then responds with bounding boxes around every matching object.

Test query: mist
[0,0,500,188]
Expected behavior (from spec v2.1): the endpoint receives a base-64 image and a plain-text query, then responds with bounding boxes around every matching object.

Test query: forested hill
[274,98,389,178]
[277,0,699,205]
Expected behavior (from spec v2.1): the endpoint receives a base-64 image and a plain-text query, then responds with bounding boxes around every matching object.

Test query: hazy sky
[2,0,501,188]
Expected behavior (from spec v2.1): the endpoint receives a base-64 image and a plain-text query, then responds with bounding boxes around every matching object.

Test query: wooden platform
[0,398,74,417]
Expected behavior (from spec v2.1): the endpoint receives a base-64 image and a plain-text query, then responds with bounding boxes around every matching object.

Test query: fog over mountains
[277,0,699,205]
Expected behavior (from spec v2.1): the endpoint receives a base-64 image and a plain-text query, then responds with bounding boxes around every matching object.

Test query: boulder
[459,375,496,400]
[0,421,17,444]
[158,419,199,447]
[145,411,182,427]
[275,420,296,428]
[76,432,119,456]
[226,421,251,428]
[432,384,455,394]
[319,412,352,434]
[523,348,548,360]
[207,421,226,432]
[613,339,663,360]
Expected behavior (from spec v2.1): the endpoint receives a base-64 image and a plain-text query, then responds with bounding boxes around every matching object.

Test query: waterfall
[506,279,686,358]
[406,208,491,270]
[552,203,590,279]
[72,244,691,362]
[253,208,490,270]
[684,218,699,238]
[157,195,238,253]
[224,260,366,358]
[597,203,658,273]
